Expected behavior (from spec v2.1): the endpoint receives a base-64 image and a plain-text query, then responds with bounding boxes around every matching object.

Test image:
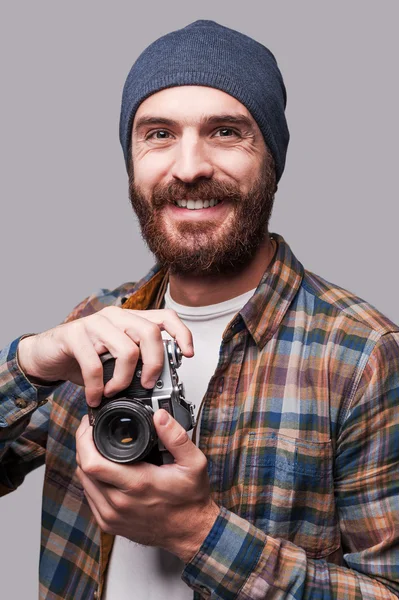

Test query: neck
[168,236,276,307]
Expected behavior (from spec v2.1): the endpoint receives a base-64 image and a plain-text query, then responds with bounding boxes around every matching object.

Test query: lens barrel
[93,398,156,463]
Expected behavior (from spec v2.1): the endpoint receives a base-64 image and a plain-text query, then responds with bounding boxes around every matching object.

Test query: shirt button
[38,399,47,407]
[93,590,99,599]
[15,398,27,409]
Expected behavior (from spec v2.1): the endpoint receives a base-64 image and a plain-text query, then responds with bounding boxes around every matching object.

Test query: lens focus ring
[93,398,156,463]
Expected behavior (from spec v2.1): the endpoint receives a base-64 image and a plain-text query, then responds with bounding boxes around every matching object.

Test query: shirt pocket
[244,432,340,559]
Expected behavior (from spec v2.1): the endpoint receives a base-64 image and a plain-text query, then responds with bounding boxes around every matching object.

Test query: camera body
[88,339,195,465]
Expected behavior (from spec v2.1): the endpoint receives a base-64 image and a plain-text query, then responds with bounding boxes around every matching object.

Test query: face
[129,86,276,276]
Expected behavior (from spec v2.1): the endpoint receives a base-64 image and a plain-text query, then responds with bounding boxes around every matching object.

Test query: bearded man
[0,20,398,600]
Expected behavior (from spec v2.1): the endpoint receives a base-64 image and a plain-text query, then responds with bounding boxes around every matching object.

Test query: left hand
[75,410,219,563]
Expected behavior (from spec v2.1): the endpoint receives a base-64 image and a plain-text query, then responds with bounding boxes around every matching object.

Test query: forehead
[133,85,255,126]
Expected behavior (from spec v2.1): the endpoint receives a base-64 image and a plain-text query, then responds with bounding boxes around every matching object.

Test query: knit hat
[120,20,289,181]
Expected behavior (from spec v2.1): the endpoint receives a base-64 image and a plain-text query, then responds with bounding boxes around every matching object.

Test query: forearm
[0,336,59,474]
[182,507,398,599]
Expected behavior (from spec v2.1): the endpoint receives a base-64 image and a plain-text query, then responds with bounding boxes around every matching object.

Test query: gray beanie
[120,20,289,181]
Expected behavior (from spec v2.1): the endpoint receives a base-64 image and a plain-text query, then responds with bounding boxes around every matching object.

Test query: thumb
[154,409,195,466]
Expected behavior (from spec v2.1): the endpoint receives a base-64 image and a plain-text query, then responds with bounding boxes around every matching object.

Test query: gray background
[1,1,398,597]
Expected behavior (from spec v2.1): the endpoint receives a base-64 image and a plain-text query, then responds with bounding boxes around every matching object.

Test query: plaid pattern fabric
[1,234,398,599]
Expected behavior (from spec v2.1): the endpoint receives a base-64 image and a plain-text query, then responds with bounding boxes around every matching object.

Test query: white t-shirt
[103,285,255,600]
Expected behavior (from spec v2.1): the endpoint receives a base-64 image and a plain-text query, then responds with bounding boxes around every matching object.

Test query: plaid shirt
[1,234,398,599]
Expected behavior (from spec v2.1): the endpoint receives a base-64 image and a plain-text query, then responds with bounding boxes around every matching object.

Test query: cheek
[212,150,263,191]
[133,152,173,191]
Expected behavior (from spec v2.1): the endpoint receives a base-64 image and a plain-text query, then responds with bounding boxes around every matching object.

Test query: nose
[171,135,214,183]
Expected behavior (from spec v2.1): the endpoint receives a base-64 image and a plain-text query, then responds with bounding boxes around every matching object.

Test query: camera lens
[93,399,156,463]
[109,416,138,446]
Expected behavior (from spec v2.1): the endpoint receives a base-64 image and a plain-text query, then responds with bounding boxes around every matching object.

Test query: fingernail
[159,410,170,426]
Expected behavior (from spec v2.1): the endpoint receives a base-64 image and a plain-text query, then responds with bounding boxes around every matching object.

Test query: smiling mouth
[173,199,222,210]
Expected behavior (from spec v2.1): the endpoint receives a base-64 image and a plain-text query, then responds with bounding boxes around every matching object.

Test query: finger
[85,314,142,396]
[75,417,113,480]
[76,466,111,528]
[76,465,109,498]
[77,464,150,515]
[75,416,154,489]
[120,314,165,388]
[70,332,105,407]
[102,343,139,397]
[154,410,198,468]
[98,309,166,389]
[126,309,194,357]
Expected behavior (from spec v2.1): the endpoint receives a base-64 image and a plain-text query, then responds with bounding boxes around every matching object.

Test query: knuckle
[164,308,178,320]
[101,504,117,526]
[69,318,84,332]
[100,306,119,318]
[100,518,114,534]
[124,345,139,362]
[111,491,129,512]
[64,320,83,344]
[87,313,106,328]
[131,470,148,495]
[146,320,162,337]
[173,428,189,448]
[196,453,208,473]
[81,459,101,478]
[86,362,103,379]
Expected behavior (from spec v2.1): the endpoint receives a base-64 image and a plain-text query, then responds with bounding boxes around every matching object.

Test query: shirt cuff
[182,506,266,598]
[0,336,60,427]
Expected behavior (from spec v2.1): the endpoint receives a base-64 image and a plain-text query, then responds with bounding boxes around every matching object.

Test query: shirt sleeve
[0,290,107,495]
[0,336,61,494]
[0,285,131,495]
[182,332,399,599]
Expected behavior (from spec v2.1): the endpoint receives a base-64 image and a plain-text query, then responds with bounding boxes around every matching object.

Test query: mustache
[150,179,241,208]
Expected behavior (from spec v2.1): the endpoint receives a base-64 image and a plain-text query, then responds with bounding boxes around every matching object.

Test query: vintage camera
[88,340,195,465]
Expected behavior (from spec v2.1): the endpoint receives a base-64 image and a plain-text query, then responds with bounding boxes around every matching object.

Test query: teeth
[175,199,220,210]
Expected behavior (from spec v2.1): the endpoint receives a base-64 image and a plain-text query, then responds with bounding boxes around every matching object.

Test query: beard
[128,157,276,277]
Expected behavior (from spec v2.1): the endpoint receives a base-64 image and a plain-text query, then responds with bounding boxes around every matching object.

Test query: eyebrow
[134,113,256,133]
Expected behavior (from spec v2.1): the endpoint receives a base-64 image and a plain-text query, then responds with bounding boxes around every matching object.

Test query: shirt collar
[239,233,304,348]
[121,264,168,311]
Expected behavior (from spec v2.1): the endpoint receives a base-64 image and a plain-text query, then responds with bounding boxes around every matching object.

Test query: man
[0,19,398,599]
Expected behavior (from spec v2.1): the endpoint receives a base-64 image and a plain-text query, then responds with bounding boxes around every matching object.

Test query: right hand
[17,307,194,407]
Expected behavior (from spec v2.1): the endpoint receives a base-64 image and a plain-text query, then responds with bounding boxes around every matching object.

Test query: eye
[213,127,241,139]
[146,130,172,140]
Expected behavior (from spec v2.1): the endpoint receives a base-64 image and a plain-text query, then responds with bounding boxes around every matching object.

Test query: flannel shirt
[0,234,398,600]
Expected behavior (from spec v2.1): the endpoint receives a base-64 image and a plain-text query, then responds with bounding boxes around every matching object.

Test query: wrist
[17,334,61,386]
[173,501,220,564]
[17,335,38,378]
